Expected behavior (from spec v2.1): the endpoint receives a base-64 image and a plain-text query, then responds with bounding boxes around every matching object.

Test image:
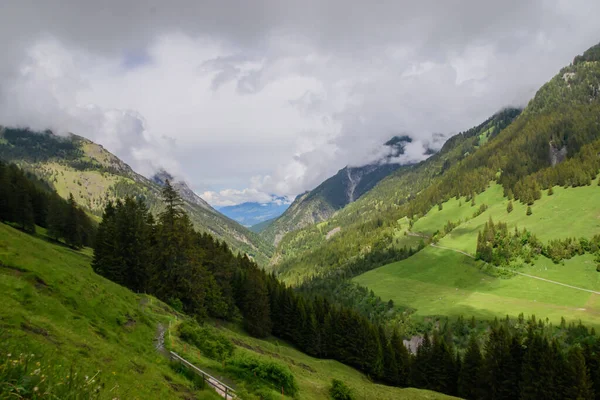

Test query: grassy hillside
[354,179,600,327]
[269,109,520,280]
[0,222,220,399]
[0,222,453,400]
[354,245,600,327]
[0,128,272,264]
[261,137,411,246]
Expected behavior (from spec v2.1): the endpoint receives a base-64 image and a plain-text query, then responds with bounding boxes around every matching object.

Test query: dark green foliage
[177,321,235,362]
[526,206,532,216]
[228,355,298,396]
[329,379,355,400]
[506,200,513,213]
[475,218,542,265]
[237,260,272,338]
[0,161,95,245]
[458,335,483,400]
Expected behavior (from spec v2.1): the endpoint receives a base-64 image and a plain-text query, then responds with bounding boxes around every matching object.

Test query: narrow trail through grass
[429,242,600,295]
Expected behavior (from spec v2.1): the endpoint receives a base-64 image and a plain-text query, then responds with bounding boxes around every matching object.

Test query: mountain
[0,128,273,264]
[217,198,289,227]
[249,217,277,233]
[271,41,600,292]
[261,135,414,245]
[270,107,521,274]
[151,169,213,211]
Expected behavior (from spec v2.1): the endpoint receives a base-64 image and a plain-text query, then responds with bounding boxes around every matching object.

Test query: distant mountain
[249,218,277,233]
[261,135,414,245]
[218,199,290,227]
[0,128,273,265]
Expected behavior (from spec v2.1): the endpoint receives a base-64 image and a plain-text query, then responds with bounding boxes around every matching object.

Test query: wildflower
[33,368,41,375]
[85,375,89,380]
[36,362,40,367]
[7,353,11,357]
[112,371,116,375]
[33,387,38,392]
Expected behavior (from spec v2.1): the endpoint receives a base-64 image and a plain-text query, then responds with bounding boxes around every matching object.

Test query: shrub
[228,355,298,396]
[169,360,206,390]
[329,379,355,400]
[526,206,532,216]
[178,321,235,362]
[507,201,513,213]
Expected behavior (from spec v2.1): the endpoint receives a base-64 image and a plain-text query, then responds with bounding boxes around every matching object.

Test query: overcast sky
[0,1,599,206]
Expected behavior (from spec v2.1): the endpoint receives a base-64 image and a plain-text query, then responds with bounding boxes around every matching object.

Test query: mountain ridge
[0,128,273,264]
[261,135,415,245]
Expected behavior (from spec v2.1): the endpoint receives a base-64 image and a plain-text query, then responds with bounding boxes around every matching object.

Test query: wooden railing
[169,351,236,399]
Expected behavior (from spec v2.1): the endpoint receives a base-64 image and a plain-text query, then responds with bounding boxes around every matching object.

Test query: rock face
[549,142,568,166]
[151,169,213,211]
[261,136,415,245]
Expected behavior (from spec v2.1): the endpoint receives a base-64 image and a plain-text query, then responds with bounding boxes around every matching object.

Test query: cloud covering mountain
[0,0,599,205]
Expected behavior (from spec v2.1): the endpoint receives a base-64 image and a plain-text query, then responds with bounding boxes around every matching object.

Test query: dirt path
[429,243,600,295]
[154,323,168,356]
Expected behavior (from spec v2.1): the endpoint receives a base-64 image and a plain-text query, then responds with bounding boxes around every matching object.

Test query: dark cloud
[0,1,599,205]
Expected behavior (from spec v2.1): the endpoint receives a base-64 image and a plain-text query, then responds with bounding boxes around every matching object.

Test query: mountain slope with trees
[0,128,273,264]
[261,136,415,245]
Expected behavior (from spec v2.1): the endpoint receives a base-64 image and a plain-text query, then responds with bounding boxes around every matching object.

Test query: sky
[0,1,599,207]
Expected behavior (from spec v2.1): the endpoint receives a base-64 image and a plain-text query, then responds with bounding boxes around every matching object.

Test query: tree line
[92,181,600,399]
[0,161,95,247]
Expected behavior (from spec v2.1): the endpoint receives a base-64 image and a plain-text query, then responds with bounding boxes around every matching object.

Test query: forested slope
[272,42,600,284]
[0,128,273,264]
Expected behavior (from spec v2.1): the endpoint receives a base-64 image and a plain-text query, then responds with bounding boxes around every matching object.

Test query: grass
[170,322,456,400]
[0,222,226,399]
[0,222,454,399]
[413,181,600,254]
[354,246,600,327]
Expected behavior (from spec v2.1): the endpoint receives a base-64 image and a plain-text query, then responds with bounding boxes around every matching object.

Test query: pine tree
[458,335,483,399]
[526,206,532,216]
[507,200,513,213]
[240,267,272,338]
[64,193,83,248]
[565,346,594,400]
[391,328,411,387]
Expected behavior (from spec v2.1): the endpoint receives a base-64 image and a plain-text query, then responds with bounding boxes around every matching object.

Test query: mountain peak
[151,169,212,211]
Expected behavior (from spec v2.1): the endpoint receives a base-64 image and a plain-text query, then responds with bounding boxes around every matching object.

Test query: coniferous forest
[0,160,95,247]
[86,178,600,399]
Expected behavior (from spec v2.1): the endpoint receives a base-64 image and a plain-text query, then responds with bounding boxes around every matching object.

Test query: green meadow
[0,222,453,400]
[354,245,600,327]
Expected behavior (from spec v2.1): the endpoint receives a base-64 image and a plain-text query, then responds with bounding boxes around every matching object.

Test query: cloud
[202,188,291,208]
[0,1,599,205]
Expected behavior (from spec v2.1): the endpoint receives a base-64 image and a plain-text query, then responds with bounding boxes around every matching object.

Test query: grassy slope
[0,130,272,265]
[170,322,455,400]
[355,181,600,327]
[0,223,452,400]
[0,223,217,399]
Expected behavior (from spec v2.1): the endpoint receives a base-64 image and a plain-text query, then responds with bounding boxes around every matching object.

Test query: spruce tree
[565,346,594,400]
[507,200,513,213]
[240,267,272,338]
[458,335,483,399]
[64,193,83,248]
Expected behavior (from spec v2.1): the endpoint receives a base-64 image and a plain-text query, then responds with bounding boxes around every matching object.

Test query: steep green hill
[270,108,521,278]
[262,136,413,246]
[0,222,453,400]
[0,128,273,264]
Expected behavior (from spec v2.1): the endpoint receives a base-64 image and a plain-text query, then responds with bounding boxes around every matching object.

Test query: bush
[526,206,532,216]
[329,379,355,400]
[170,361,206,390]
[228,355,298,396]
[178,321,235,362]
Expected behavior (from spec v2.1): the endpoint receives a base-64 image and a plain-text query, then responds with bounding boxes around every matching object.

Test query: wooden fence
[169,351,236,399]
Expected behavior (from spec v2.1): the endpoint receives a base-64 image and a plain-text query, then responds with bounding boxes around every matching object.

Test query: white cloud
[0,1,599,205]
